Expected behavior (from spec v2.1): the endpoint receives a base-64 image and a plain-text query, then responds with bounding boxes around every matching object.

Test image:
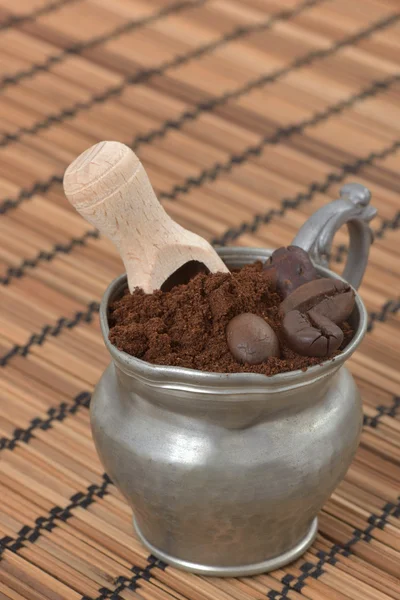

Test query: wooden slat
[0,0,399,599]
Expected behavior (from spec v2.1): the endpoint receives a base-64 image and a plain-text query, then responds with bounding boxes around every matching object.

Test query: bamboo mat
[0,0,399,598]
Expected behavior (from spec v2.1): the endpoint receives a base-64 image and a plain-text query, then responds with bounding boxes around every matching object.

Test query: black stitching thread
[0,473,111,559]
[331,245,348,264]
[0,368,396,590]
[332,211,400,263]
[0,229,99,284]
[367,299,399,332]
[0,0,327,153]
[85,555,168,600]
[4,473,390,595]
[156,13,400,202]
[0,295,396,368]
[0,386,393,454]
[0,391,91,451]
[0,433,162,596]
[0,174,63,215]
[0,390,396,584]
[211,138,400,247]
[136,74,400,151]
[130,0,328,151]
[0,163,399,366]
[0,0,326,217]
[0,8,397,216]
[0,301,99,367]
[0,472,163,600]
[0,2,394,167]
[0,0,78,32]
[363,395,400,428]
[374,211,400,238]
[268,498,400,598]
[2,72,400,284]
[0,0,207,92]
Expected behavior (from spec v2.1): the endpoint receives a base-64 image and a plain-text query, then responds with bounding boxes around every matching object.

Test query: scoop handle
[63,141,228,292]
[63,140,176,260]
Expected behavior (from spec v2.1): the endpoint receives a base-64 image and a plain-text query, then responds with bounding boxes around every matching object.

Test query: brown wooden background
[0,0,399,598]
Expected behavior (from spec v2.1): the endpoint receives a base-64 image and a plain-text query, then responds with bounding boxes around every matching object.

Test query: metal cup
[91,184,376,576]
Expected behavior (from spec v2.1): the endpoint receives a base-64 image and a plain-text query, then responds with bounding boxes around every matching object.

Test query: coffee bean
[280,278,355,324]
[280,277,354,358]
[263,245,317,298]
[226,313,280,365]
[308,292,355,325]
[283,310,344,357]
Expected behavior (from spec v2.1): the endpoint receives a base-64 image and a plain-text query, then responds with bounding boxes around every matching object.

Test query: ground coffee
[108,262,352,376]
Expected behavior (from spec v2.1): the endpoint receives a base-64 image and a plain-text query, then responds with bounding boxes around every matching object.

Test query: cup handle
[291,183,377,290]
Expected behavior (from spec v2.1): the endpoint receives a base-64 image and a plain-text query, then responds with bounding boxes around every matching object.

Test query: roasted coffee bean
[263,245,317,298]
[226,313,280,365]
[280,278,355,324]
[283,310,344,357]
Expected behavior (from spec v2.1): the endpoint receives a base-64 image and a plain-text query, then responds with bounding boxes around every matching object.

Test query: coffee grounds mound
[108,262,352,376]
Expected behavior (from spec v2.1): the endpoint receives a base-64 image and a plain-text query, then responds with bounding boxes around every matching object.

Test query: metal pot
[91,183,376,576]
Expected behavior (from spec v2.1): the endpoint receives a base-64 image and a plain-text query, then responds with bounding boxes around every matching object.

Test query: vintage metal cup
[91,184,376,576]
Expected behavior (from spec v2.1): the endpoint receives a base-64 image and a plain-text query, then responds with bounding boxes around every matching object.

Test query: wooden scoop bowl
[63,141,229,293]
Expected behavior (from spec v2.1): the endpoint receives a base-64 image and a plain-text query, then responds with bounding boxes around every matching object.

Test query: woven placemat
[0,0,399,598]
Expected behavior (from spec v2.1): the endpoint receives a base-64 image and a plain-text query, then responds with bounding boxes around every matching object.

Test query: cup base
[133,516,318,577]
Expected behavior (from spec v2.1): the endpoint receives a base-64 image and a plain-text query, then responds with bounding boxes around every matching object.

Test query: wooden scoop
[63,141,229,293]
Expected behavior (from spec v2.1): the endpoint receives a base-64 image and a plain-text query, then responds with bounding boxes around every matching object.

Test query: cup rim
[100,247,368,395]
